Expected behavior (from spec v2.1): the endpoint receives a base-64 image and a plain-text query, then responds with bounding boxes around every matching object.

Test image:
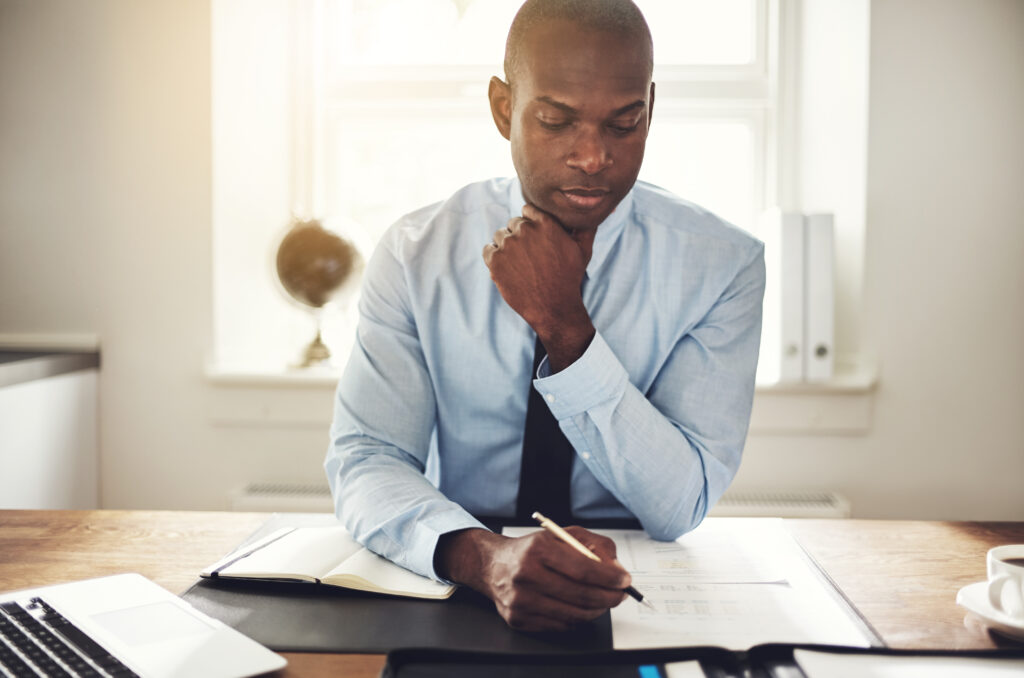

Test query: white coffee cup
[987,544,1024,619]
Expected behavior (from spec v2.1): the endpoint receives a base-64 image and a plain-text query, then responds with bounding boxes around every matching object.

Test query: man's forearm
[531,331,751,541]
[327,430,486,580]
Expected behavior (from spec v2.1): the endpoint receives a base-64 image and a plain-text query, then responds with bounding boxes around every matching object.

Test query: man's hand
[436,527,631,632]
[483,203,596,372]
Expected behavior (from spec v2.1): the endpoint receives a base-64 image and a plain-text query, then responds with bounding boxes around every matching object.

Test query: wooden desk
[1,511,1022,677]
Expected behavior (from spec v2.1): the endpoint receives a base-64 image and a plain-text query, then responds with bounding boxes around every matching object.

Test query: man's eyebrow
[534,96,578,114]
[533,96,646,118]
[611,100,646,117]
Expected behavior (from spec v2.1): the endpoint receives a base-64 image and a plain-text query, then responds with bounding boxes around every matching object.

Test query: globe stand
[299,329,331,367]
[296,311,331,368]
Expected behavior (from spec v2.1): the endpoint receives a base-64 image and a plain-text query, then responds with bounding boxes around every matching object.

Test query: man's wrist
[434,527,503,592]
[536,313,595,374]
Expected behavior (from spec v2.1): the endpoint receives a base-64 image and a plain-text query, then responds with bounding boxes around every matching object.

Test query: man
[325,0,764,632]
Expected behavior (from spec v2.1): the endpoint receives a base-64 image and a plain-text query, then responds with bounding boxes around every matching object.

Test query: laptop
[0,573,285,677]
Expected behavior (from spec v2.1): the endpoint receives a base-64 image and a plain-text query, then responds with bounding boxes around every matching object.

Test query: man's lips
[559,187,610,210]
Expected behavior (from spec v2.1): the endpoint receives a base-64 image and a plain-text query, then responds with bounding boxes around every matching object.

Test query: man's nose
[566,128,612,175]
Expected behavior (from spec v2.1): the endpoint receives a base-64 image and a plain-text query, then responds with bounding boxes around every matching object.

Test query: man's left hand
[483,203,596,372]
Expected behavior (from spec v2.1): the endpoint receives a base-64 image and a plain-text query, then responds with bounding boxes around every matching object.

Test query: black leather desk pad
[180,513,640,653]
[181,577,612,654]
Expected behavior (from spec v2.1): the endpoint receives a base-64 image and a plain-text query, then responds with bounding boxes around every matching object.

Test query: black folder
[380,645,1024,678]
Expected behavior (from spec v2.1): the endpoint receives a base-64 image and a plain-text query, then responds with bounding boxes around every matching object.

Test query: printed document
[506,518,874,650]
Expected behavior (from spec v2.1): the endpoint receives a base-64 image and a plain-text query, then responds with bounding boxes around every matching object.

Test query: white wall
[0,0,1021,519]
[0,0,333,509]
[736,0,1024,520]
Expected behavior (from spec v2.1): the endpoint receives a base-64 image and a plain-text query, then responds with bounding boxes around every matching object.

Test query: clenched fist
[483,203,597,372]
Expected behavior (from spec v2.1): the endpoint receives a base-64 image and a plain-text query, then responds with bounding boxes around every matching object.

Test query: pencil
[532,511,656,611]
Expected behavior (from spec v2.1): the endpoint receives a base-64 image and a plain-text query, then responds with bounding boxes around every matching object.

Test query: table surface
[1,510,1022,677]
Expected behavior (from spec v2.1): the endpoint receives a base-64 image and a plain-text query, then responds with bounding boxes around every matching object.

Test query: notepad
[201,525,454,600]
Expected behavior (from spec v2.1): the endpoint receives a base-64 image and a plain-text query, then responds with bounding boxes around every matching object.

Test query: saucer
[956,581,1024,641]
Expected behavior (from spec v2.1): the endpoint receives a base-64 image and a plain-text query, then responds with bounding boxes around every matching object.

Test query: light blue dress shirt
[325,177,765,581]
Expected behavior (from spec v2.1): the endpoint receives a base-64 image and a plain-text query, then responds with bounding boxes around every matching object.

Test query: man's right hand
[435,527,631,631]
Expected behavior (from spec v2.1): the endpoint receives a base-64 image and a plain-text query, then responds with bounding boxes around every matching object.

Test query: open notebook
[201,525,454,600]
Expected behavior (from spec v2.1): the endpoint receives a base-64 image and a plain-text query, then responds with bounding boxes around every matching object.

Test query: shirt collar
[506,177,634,279]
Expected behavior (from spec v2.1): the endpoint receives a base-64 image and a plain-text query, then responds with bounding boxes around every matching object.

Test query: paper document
[506,518,873,650]
[662,660,706,678]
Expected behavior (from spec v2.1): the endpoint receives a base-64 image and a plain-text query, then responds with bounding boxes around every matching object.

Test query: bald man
[325,0,765,631]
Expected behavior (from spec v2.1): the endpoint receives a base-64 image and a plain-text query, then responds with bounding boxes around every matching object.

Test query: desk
[1,511,1022,677]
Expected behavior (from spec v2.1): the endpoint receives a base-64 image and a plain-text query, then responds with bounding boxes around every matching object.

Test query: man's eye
[609,121,641,135]
[538,119,570,131]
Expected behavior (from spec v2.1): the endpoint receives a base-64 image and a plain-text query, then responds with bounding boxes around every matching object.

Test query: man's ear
[488,76,512,141]
[648,81,656,128]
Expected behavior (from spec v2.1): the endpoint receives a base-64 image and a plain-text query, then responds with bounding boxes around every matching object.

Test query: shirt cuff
[533,331,629,421]
[413,507,489,583]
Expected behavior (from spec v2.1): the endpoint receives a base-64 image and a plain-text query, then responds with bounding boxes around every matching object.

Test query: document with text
[505,518,875,650]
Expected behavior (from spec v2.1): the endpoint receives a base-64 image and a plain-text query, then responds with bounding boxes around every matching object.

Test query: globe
[275,218,363,367]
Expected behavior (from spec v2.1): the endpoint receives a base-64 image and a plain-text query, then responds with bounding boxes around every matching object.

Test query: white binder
[757,208,805,383]
[804,213,835,381]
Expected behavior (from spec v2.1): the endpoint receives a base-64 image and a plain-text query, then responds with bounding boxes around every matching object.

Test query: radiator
[230,482,334,512]
[710,490,850,518]
[231,483,850,519]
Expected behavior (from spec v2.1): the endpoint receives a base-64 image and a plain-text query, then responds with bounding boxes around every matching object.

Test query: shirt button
[545,393,555,404]
[581,452,591,460]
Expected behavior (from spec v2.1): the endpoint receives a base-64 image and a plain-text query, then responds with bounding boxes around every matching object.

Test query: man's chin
[552,189,624,231]
[521,185,618,231]
[552,206,615,233]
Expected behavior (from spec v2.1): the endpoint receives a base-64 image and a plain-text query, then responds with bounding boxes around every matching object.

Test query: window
[319,0,775,240]
[211,0,790,373]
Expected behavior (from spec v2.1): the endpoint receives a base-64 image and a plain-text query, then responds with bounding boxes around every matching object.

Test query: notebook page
[325,547,454,598]
[220,525,363,580]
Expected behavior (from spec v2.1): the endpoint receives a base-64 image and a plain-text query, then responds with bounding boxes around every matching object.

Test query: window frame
[211,0,802,373]
[304,0,787,239]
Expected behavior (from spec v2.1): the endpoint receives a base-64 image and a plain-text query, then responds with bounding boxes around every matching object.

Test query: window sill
[205,358,878,435]
[750,359,878,435]
[204,362,340,427]
[755,361,876,395]
[205,363,342,388]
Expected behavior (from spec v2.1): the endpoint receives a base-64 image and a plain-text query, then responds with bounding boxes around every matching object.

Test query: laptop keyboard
[0,599,139,678]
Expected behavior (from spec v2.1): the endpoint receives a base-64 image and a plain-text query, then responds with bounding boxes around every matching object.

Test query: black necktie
[516,336,574,524]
